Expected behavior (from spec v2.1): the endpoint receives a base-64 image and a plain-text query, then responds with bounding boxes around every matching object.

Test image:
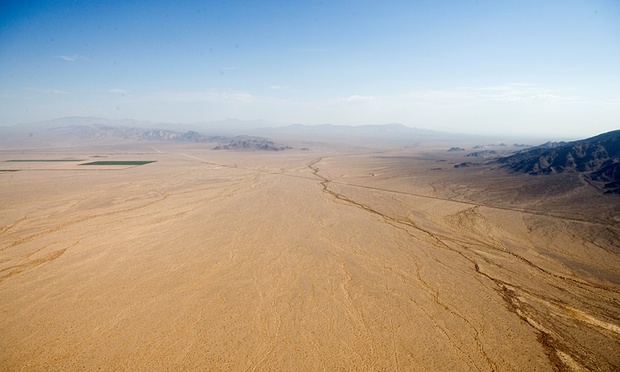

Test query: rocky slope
[498,130,620,193]
[213,136,292,151]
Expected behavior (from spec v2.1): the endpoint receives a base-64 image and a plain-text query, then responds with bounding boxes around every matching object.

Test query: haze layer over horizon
[1,0,619,137]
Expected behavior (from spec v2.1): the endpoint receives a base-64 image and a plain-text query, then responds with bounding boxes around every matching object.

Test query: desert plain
[1,141,619,371]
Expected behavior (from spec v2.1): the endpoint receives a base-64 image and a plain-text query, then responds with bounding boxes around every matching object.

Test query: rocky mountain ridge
[213,136,292,151]
[52,124,225,142]
[498,130,620,193]
[50,124,293,151]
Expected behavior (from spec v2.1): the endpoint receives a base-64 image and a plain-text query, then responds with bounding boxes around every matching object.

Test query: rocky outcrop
[466,150,498,158]
[498,130,620,193]
[213,136,292,151]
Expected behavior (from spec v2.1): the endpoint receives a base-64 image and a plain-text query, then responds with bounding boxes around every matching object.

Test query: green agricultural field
[79,160,156,166]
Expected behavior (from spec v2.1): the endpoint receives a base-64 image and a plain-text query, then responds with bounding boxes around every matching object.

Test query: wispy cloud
[472,83,535,91]
[55,55,88,62]
[398,84,578,106]
[269,85,289,90]
[406,90,473,102]
[338,95,376,103]
[466,84,576,103]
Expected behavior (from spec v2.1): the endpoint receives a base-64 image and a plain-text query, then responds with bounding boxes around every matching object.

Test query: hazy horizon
[1,1,619,138]
[2,115,602,142]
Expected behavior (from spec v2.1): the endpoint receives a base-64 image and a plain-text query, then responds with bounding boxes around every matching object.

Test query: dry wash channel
[1,146,619,370]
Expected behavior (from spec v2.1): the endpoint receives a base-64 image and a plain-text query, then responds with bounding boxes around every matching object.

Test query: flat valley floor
[1,143,619,370]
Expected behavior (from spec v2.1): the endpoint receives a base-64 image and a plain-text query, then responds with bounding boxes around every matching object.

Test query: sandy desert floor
[1,143,619,371]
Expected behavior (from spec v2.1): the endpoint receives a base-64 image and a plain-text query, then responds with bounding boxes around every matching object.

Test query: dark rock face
[213,136,292,151]
[448,147,465,152]
[498,130,620,193]
[589,162,620,194]
[466,150,497,158]
[453,162,479,168]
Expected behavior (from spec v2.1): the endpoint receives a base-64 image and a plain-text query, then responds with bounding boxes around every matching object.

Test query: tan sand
[1,143,619,370]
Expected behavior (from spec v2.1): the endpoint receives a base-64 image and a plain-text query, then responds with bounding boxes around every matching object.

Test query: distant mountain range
[1,119,294,151]
[254,122,462,143]
[55,124,293,151]
[9,116,278,135]
[2,117,482,149]
[213,136,292,151]
[51,124,225,142]
[498,130,620,194]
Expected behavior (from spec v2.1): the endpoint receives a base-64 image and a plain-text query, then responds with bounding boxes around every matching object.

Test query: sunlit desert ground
[1,143,619,370]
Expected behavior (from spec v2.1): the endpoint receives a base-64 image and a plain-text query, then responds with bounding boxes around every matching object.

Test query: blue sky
[1,0,618,137]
